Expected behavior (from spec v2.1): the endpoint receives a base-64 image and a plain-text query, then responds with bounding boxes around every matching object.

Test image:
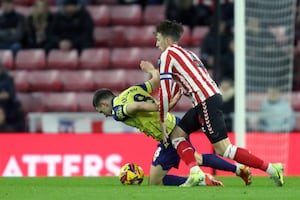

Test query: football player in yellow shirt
[92,61,251,186]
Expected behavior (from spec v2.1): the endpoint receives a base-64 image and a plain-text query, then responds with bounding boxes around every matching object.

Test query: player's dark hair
[155,20,184,42]
[92,89,115,107]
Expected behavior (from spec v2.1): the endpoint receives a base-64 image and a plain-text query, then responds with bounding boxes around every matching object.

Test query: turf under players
[153,20,284,187]
[92,61,251,187]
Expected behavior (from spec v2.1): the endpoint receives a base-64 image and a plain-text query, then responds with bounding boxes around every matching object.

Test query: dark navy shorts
[151,137,195,171]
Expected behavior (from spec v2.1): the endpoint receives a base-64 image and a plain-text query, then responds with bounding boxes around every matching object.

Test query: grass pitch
[0,176,299,200]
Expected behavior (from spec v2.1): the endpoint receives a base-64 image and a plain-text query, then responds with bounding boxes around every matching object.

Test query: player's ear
[166,36,174,45]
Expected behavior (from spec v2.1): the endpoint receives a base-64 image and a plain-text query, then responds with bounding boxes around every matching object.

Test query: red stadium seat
[15,6,32,16]
[191,26,209,46]
[76,92,95,112]
[49,5,59,13]
[15,49,46,70]
[60,70,94,91]
[178,26,191,46]
[139,48,160,67]
[124,70,150,87]
[13,0,30,6]
[94,26,126,47]
[80,48,110,69]
[110,5,142,25]
[143,5,166,25]
[246,93,266,111]
[9,70,29,92]
[17,93,44,113]
[27,70,61,92]
[110,48,141,69]
[290,92,300,111]
[0,50,14,70]
[93,69,127,91]
[293,118,300,132]
[86,5,110,26]
[186,47,201,58]
[34,92,78,112]
[124,26,156,47]
[47,50,79,69]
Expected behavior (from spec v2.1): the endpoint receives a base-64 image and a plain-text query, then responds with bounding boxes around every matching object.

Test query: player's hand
[169,89,183,109]
[140,60,155,73]
[160,122,169,145]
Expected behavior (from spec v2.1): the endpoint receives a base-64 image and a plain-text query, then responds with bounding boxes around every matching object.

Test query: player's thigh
[175,107,201,136]
[149,165,169,185]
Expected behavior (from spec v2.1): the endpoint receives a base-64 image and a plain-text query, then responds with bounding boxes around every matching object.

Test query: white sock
[235,166,240,175]
[171,137,186,149]
[266,163,275,176]
[223,144,238,159]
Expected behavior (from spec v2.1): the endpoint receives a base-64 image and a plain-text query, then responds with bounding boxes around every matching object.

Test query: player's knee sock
[162,175,187,186]
[172,137,198,168]
[223,144,268,171]
[202,154,236,173]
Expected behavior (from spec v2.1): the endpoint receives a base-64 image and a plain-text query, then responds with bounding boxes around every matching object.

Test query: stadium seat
[178,26,191,46]
[76,92,95,112]
[139,48,160,66]
[293,118,300,132]
[14,0,31,6]
[35,92,78,112]
[60,70,94,91]
[0,50,14,70]
[110,48,141,69]
[110,5,142,25]
[80,48,110,69]
[49,5,59,13]
[246,93,266,111]
[124,70,150,87]
[27,70,61,92]
[86,5,110,26]
[15,6,32,16]
[47,50,79,69]
[124,26,156,47]
[143,5,165,25]
[290,92,300,111]
[9,70,29,92]
[15,49,46,70]
[191,26,209,46]
[186,47,201,58]
[94,26,126,47]
[93,69,127,91]
[17,93,44,113]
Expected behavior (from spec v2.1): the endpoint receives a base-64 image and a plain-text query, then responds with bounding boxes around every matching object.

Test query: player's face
[95,100,112,117]
[155,33,168,52]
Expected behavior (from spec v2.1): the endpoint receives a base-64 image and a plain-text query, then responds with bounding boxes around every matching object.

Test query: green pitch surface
[0,176,299,200]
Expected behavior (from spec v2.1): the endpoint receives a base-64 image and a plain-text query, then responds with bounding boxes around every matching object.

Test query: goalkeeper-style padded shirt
[111,81,177,141]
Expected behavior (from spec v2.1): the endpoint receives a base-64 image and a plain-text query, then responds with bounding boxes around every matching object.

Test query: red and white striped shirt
[159,44,220,122]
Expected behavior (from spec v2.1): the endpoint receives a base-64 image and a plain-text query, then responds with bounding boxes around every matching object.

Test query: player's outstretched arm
[126,102,159,115]
[140,60,160,91]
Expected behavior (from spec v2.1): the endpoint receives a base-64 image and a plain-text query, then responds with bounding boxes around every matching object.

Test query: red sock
[234,147,269,171]
[176,140,198,168]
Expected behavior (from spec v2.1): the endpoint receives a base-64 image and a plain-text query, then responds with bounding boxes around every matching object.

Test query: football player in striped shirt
[92,61,252,186]
[154,20,284,187]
